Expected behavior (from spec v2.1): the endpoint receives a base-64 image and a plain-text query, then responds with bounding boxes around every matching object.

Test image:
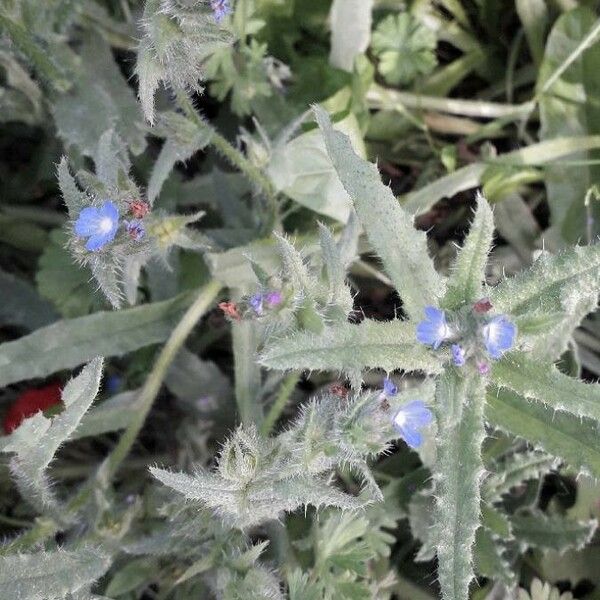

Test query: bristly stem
[174,90,279,222]
[260,371,300,436]
[105,279,222,478]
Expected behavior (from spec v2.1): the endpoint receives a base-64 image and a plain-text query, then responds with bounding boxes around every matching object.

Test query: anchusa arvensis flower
[381,378,433,449]
[416,299,517,374]
[74,200,119,251]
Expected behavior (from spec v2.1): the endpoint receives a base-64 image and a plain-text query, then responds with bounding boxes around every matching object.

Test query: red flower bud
[3,382,63,434]
[128,200,150,219]
[218,301,241,321]
[473,298,493,313]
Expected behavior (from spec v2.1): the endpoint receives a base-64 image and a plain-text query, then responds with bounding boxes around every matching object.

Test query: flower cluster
[381,377,433,449]
[219,290,284,322]
[416,300,516,374]
[74,200,149,251]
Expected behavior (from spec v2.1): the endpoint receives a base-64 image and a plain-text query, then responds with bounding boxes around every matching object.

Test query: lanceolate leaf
[510,510,597,553]
[0,548,112,600]
[0,292,194,387]
[489,244,600,360]
[1,358,103,506]
[314,106,444,320]
[492,352,600,422]
[434,370,486,600]
[486,386,600,478]
[443,195,494,310]
[259,319,443,374]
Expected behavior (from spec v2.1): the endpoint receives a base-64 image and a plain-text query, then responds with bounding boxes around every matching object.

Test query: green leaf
[0,269,57,330]
[481,503,512,539]
[0,13,69,92]
[443,194,494,310]
[52,32,146,156]
[1,358,103,506]
[36,229,105,318]
[105,557,159,596]
[0,548,111,600]
[259,319,442,374]
[0,292,194,387]
[72,390,142,440]
[151,448,364,529]
[147,112,213,204]
[474,527,513,584]
[328,0,373,72]
[314,106,444,320]
[510,510,597,552]
[483,451,556,504]
[492,352,600,422]
[486,385,600,478]
[318,222,354,317]
[434,369,486,600]
[489,244,600,361]
[267,114,365,222]
[371,13,437,86]
[538,7,600,243]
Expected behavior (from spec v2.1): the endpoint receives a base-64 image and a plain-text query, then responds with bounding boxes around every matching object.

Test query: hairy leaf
[259,319,442,375]
[443,194,494,310]
[0,548,111,600]
[486,386,600,478]
[0,269,57,330]
[0,292,193,387]
[314,106,444,320]
[52,32,146,156]
[1,358,103,506]
[489,244,600,360]
[492,352,600,422]
[483,451,556,504]
[511,510,597,553]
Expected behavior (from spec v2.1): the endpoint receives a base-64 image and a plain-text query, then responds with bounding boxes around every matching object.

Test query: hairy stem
[260,372,300,436]
[105,279,222,478]
[175,90,278,222]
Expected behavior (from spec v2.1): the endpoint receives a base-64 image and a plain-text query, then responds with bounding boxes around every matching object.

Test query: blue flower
[416,306,452,349]
[74,201,119,251]
[210,0,231,21]
[451,344,465,367]
[249,293,264,315]
[392,400,433,449]
[482,315,517,359]
[125,219,145,241]
[382,377,397,397]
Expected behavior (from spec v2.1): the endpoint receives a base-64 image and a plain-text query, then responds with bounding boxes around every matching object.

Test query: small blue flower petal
[210,0,231,21]
[125,219,145,241]
[482,315,517,359]
[74,201,119,251]
[451,344,466,367]
[383,377,397,397]
[416,306,451,349]
[392,400,433,449]
[401,427,423,450]
[249,293,264,315]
